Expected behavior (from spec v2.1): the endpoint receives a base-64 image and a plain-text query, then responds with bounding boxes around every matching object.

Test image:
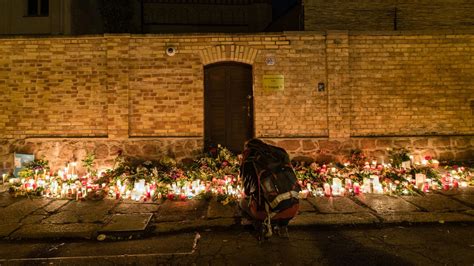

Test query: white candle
[331,178,342,196]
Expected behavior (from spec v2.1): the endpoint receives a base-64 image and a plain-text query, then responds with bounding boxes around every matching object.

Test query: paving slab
[436,187,474,196]
[0,198,51,224]
[355,194,419,213]
[42,199,117,224]
[452,194,474,208]
[0,224,21,238]
[401,194,471,212]
[464,210,474,216]
[0,192,23,207]
[154,199,208,222]
[207,200,237,219]
[100,213,153,233]
[379,212,474,224]
[43,200,70,213]
[113,202,160,214]
[21,214,47,224]
[307,196,368,213]
[298,199,317,212]
[154,218,235,233]
[10,223,100,239]
[290,212,379,226]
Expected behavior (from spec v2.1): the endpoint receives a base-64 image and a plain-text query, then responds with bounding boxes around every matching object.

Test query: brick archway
[198,45,258,66]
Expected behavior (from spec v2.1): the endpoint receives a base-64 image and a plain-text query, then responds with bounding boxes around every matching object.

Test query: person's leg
[239,196,254,224]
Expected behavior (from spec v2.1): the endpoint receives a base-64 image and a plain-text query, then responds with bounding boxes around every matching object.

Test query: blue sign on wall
[14,153,35,177]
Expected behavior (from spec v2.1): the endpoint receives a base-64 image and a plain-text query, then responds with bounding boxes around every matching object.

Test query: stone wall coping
[1,29,474,41]
[351,134,474,138]
[349,29,474,36]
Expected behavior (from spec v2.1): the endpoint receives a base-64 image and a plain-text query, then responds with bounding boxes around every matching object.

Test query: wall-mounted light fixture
[318,82,325,92]
[166,46,177,56]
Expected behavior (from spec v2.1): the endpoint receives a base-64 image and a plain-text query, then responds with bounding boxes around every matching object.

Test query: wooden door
[204,62,253,153]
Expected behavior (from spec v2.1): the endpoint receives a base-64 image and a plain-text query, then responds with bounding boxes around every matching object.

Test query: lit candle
[323,183,331,197]
[363,177,372,193]
[331,178,342,196]
[415,173,426,189]
[315,187,324,197]
[353,182,361,195]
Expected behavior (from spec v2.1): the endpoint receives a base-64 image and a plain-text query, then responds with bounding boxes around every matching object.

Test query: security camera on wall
[166,46,177,56]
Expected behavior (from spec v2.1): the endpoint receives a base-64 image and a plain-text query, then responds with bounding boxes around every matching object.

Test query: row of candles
[1,159,470,200]
[299,172,469,199]
[2,169,244,202]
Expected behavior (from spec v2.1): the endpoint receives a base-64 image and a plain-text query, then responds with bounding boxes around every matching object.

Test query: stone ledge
[0,224,20,238]
[9,223,100,240]
[379,212,474,224]
[207,200,238,219]
[290,212,380,226]
[153,218,236,234]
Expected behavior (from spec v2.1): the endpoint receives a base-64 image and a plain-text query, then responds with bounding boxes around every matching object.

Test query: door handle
[246,95,252,118]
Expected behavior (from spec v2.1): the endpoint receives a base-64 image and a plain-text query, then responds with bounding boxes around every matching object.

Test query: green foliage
[82,153,97,176]
[18,159,50,178]
[388,148,411,168]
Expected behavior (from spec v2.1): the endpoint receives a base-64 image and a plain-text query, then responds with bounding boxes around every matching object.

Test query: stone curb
[1,191,473,240]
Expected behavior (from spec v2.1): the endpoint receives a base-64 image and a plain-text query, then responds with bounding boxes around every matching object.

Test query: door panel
[204,63,253,153]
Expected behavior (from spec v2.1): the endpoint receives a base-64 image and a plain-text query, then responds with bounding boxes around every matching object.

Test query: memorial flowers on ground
[3,146,473,202]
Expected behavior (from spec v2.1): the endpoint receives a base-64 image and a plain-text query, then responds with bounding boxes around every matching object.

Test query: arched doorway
[204,62,253,153]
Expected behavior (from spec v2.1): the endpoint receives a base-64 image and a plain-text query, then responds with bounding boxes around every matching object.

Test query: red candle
[353,183,361,195]
[423,183,429,193]
[453,180,459,188]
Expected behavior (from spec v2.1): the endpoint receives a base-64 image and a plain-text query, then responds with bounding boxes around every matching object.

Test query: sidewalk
[0,185,473,241]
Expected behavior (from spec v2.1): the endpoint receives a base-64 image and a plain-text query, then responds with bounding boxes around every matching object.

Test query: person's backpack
[242,139,301,236]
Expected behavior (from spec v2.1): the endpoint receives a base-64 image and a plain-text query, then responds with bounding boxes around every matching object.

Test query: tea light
[331,178,342,196]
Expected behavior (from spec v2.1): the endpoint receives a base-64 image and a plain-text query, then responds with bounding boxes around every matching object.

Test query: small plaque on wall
[263,75,284,92]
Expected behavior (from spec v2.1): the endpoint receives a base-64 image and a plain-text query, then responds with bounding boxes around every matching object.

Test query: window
[26,0,49,17]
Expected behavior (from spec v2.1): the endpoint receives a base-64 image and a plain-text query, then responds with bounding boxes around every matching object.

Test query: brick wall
[304,0,474,31]
[0,37,108,139]
[350,33,474,136]
[0,31,473,171]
